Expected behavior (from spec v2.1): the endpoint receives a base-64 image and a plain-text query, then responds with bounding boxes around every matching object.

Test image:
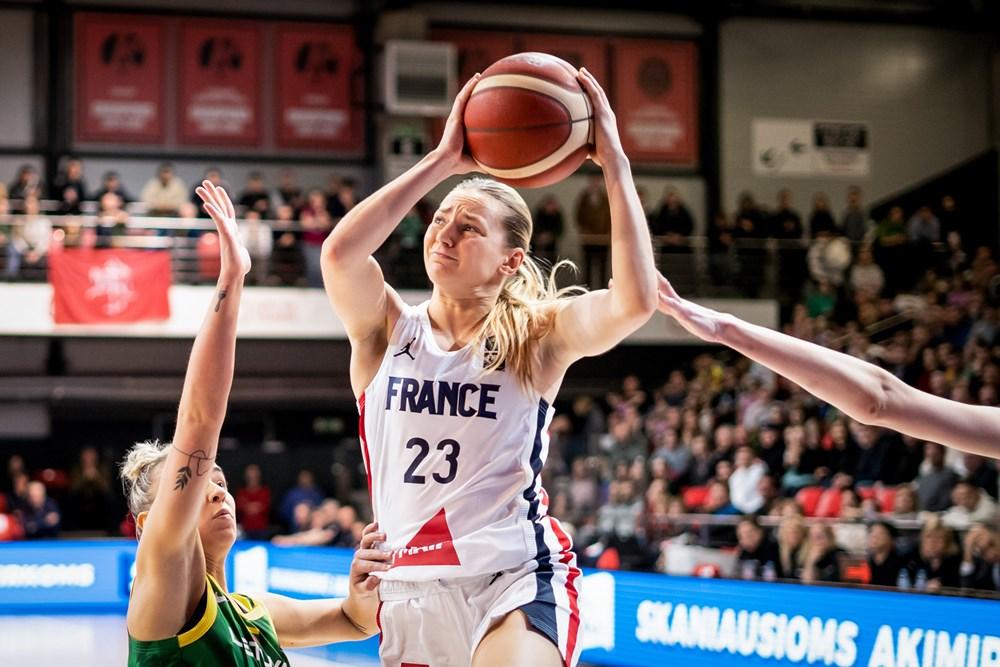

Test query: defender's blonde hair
[449,178,585,389]
[119,439,170,516]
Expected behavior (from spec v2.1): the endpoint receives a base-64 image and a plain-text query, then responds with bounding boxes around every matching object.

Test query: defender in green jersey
[120,183,389,666]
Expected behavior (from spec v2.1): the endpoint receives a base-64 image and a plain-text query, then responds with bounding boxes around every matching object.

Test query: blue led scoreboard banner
[1,540,997,666]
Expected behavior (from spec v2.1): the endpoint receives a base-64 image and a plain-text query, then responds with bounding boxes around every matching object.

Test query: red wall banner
[49,248,171,324]
[274,23,362,152]
[518,34,608,85]
[612,39,698,165]
[74,13,165,144]
[178,20,261,146]
[430,29,518,87]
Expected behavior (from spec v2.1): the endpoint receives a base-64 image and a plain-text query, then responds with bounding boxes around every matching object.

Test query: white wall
[721,19,992,217]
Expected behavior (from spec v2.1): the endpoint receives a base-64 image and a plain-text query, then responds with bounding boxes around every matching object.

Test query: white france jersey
[358,301,557,581]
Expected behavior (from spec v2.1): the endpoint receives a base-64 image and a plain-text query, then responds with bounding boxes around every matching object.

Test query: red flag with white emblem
[49,248,171,324]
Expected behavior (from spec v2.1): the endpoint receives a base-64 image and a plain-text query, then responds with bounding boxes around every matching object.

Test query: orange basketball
[463,52,593,188]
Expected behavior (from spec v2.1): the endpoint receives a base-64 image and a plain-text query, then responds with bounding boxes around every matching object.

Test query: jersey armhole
[177,578,218,647]
[358,301,423,406]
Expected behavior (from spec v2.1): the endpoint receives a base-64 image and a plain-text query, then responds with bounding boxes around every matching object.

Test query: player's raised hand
[655,271,725,343]
[576,67,625,169]
[434,74,482,176]
[350,522,391,596]
[195,180,251,278]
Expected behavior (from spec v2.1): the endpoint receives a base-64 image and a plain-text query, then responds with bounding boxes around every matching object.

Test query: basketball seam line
[466,117,592,133]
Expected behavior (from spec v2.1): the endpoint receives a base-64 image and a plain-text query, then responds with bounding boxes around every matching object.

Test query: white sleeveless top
[358,301,556,581]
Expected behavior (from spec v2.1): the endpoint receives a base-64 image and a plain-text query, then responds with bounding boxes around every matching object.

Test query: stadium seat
[795,486,824,517]
[814,488,843,518]
[682,485,709,511]
[876,487,896,512]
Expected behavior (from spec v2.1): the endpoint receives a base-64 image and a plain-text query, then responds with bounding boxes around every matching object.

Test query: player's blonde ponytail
[119,439,170,517]
[451,178,585,390]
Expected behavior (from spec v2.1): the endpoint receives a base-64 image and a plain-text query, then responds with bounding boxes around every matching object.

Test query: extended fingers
[577,67,610,108]
[360,528,385,550]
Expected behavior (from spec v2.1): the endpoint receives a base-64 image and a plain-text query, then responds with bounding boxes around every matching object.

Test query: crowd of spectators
[0,159,361,287]
[0,449,365,550]
[1,158,999,599]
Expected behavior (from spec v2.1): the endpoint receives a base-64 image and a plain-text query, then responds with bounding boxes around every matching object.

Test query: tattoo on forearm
[172,445,214,491]
[214,288,229,313]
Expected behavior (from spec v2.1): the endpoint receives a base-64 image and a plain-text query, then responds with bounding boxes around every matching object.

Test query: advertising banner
[518,33,608,83]
[74,13,165,144]
[274,23,362,152]
[3,541,998,666]
[178,20,261,146]
[753,118,871,177]
[612,39,698,165]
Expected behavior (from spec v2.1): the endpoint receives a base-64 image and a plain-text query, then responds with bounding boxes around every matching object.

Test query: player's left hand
[195,180,251,278]
[654,271,725,343]
[576,67,625,169]
[349,522,391,597]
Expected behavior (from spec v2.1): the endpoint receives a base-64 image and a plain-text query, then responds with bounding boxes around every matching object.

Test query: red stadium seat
[858,486,876,501]
[795,486,824,517]
[876,487,897,513]
[682,486,710,511]
[814,488,843,518]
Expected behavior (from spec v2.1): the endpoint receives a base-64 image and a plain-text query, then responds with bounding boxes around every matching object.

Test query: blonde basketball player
[123,182,388,666]
[321,68,657,666]
[654,271,1000,459]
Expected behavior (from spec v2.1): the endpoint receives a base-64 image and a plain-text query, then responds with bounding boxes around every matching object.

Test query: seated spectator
[756,424,785,475]
[66,446,111,532]
[8,164,41,205]
[51,157,87,214]
[7,193,52,278]
[279,469,324,528]
[331,505,360,548]
[597,480,642,542]
[704,479,740,516]
[873,206,909,294]
[840,185,870,245]
[299,189,334,287]
[917,442,959,512]
[651,429,690,482]
[272,499,337,546]
[960,523,999,592]
[140,162,187,216]
[568,458,600,522]
[92,171,133,204]
[776,515,807,579]
[235,463,272,541]
[531,194,564,266]
[962,454,998,500]
[849,246,885,298]
[238,171,272,219]
[325,176,358,218]
[942,479,1000,530]
[276,169,303,210]
[801,524,843,584]
[890,485,920,520]
[189,167,228,219]
[17,481,60,539]
[651,188,694,254]
[757,474,780,515]
[866,521,907,588]
[736,516,782,580]
[95,192,129,248]
[808,192,837,237]
[907,521,962,591]
[729,446,767,514]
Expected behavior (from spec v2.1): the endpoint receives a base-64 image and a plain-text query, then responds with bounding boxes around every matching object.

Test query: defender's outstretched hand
[576,67,626,168]
[435,74,482,176]
[655,271,725,343]
[350,522,391,595]
[195,180,250,278]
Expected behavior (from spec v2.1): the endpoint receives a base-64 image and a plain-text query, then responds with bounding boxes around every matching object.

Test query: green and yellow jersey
[128,574,289,666]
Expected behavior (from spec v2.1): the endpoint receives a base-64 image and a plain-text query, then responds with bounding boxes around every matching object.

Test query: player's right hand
[433,74,482,176]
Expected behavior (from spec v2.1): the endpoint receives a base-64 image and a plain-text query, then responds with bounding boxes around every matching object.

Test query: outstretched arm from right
[321,75,481,353]
[655,272,1000,459]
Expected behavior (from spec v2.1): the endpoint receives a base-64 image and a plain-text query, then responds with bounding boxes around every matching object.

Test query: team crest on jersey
[483,337,505,371]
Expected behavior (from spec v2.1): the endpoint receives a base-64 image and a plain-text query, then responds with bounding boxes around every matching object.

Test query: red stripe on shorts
[549,517,581,667]
[376,600,383,645]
